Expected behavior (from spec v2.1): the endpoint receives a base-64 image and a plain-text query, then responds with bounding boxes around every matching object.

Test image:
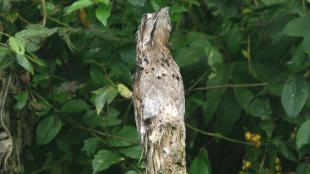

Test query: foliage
[0,0,310,173]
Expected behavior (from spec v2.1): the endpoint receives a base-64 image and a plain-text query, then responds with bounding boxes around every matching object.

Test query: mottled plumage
[133,7,186,174]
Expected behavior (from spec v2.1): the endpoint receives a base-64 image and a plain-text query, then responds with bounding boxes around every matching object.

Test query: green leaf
[61,99,89,113]
[36,115,62,145]
[297,162,310,174]
[252,62,287,83]
[205,42,223,68]
[82,137,101,156]
[260,120,275,138]
[58,27,78,51]
[189,149,211,174]
[204,64,234,123]
[0,47,12,59]
[150,0,161,11]
[33,96,52,116]
[249,98,271,118]
[296,120,310,149]
[187,0,200,5]
[0,47,14,71]
[93,86,117,114]
[119,145,142,159]
[125,171,138,174]
[258,169,272,174]
[170,3,188,14]
[95,3,112,27]
[94,91,108,114]
[213,90,241,135]
[92,149,122,173]
[82,110,106,128]
[225,27,243,55]
[96,0,109,4]
[117,83,132,99]
[279,144,298,161]
[281,74,309,118]
[27,53,46,67]
[15,25,58,52]
[14,92,28,110]
[107,126,138,147]
[65,0,95,14]
[175,32,209,67]
[234,88,255,114]
[89,66,105,85]
[282,14,310,37]
[56,134,73,153]
[16,55,34,74]
[128,0,145,7]
[302,32,310,56]
[9,36,25,55]
[107,87,118,104]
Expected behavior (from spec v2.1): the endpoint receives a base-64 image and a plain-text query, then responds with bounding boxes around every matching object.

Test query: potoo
[133,7,187,174]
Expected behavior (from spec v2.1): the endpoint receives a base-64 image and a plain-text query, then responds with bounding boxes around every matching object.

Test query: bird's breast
[135,64,185,120]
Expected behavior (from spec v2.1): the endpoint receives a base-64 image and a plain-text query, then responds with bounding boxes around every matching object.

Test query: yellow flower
[252,134,261,142]
[243,161,251,169]
[245,131,252,141]
[275,165,282,171]
[275,157,281,164]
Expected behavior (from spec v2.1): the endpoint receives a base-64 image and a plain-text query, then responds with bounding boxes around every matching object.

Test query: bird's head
[136,7,171,50]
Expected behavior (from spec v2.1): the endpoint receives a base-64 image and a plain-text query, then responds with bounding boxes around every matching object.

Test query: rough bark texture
[0,75,13,173]
[0,75,24,174]
[133,7,187,174]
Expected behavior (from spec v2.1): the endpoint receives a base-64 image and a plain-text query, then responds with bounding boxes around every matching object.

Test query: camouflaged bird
[133,7,187,174]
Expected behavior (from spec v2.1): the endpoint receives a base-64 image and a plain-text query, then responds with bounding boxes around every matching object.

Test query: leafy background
[0,0,310,173]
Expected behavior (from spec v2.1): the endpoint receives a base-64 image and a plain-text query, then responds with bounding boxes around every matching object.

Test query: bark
[0,75,23,174]
[0,75,13,173]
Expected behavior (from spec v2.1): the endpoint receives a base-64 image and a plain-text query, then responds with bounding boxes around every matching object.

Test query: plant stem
[186,123,251,145]
[188,82,269,91]
[41,0,47,26]
[0,31,10,37]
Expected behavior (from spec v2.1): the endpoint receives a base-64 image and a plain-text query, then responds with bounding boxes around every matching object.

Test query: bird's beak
[160,7,170,14]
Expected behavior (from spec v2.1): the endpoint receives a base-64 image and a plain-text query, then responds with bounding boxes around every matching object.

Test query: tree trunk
[0,74,23,174]
[133,7,187,174]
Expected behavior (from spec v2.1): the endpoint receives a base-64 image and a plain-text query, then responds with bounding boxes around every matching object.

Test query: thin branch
[17,14,32,25]
[87,60,115,86]
[30,165,53,174]
[302,0,306,10]
[41,0,47,26]
[0,31,10,37]
[188,82,269,91]
[0,43,8,47]
[186,123,251,145]
[48,16,73,29]
[186,123,286,146]
[187,70,209,91]
[253,0,258,6]
[122,100,132,122]
[259,148,267,170]
[30,159,65,174]
[72,121,138,144]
